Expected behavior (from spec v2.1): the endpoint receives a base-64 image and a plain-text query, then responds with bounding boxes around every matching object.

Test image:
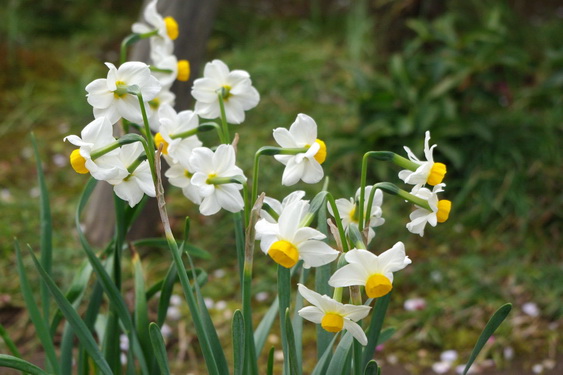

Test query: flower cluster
[63,0,453,358]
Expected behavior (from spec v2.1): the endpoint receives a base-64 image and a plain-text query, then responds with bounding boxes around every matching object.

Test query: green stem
[90,141,121,160]
[325,193,349,253]
[217,93,230,143]
[278,266,291,375]
[396,188,432,211]
[149,66,173,74]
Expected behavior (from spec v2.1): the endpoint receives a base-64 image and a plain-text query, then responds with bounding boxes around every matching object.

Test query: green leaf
[133,252,151,360]
[156,263,177,326]
[311,334,339,375]
[27,247,113,375]
[266,347,275,375]
[14,241,60,374]
[232,310,245,375]
[31,133,53,324]
[462,304,512,375]
[362,294,390,368]
[254,297,279,357]
[149,323,170,375]
[132,238,210,259]
[285,309,300,375]
[76,178,149,375]
[363,360,379,375]
[0,354,49,375]
[325,331,354,374]
[377,327,396,345]
[0,323,22,358]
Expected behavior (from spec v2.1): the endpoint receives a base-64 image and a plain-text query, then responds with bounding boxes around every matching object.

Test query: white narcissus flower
[399,131,447,187]
[255,200,339,269]
[154,104,202,163]
[64,117,128,183]
[147,87,176,132]
[191,59,260,124]
[406,183,451,237]
[328,186,385,244]
[273,114,326,186]
[261,190,307,224]
[164,155,202,205]
[85,62,161,124]
[297,284,371,345]
[329,243,411,299]
[111,143,155,207]
[189,145,246,216]
[131,0,177,58]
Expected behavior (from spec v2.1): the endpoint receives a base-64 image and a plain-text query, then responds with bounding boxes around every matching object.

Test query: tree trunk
[84,0,220,246]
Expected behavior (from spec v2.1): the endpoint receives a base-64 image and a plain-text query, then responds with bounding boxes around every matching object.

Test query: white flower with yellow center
[406,183,451,236]
[297,284,371,346]
[189,144,246,216]
[132,0,178,57]
[328,186,385,244]
[164,155,202,205]
[64,117,128,182]
[153,104,202,163]
[255,200,339,269]
[273,114,327,186]
[398,131,447,187]
[261,190,307,224]
[150,50,190,88]
[111,143,155,207]
[191,59,260,124]
[85,62,161,124]
[329,243,411,299]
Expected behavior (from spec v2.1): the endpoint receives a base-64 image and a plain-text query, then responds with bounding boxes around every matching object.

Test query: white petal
[289,114,317,145]
[378,242,410,273]
[300,160,324,184]
[328,263,370,288]
[341,304,371,321]
[215,185,244,213]
[281,157,305,186]
[298,241,339,268]
[297,306,324,324]
[342,321,368,346]
[199,195,221,216]
[273,127,298,148]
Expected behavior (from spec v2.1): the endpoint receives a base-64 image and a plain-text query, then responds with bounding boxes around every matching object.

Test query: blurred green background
[1,0,561,373]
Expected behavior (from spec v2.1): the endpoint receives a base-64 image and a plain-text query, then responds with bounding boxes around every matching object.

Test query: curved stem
[217,93,230,144]
[325,193,349,253]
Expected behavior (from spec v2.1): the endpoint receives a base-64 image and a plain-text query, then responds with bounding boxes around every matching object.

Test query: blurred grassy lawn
[0,0,561,373]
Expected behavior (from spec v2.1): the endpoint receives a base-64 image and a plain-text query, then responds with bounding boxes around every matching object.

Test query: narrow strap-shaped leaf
[310,334,339,375]
[156,263,177,326]
[133,251,151,361]
[50,260,93,336]
[266,347,275,375]
[14,241,60,374]
[76,178,149,375]
[232,310,245,375]
[0,354,49,375]
[363,360,379,375]
[325,331,354,375]
[285,309,300,375]
[132,238,210,259]
[27,247,113,375]
[362,294,390,368]
[377,327,396,345]
[292,267,308,372]
[60,322,74,375]
[189,263,230,375]
[462,303,512,375]
[30,133,52,323]
[0,323,21,358]
[278,266,291,375]
[254,297,279,357]
[78,280,104,375]
[149,323,170,375]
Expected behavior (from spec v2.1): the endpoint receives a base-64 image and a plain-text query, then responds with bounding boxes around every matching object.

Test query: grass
[0,1,561,374]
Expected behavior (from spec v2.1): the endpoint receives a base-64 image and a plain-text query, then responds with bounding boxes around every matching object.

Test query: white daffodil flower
[329,242,411,299]
[111,143,156,207]
[191,59,260,124]
[328,186,385,244]
[406,183,451,237]
[273,113,326,186]
[189,144,246,216]
[147,87,176,132]
[132,0,177,58]
[164,155,202,205]
[261,190,307,224]
[255,200,339,269]
[64,117,128,182]
[398,131,447,187]
[85,62,161,124]
[297,284,371,345]
[153,104,202,163]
